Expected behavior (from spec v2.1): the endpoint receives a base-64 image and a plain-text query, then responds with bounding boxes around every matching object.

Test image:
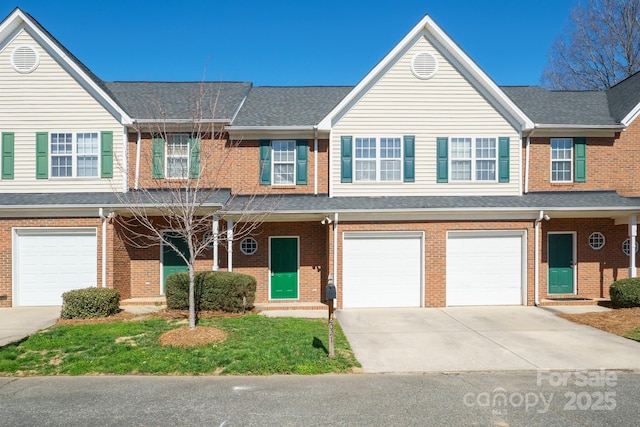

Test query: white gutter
[534,123,624,130]
[134,119,229,124]
[99,208,107,288]
[534,210,548,306]
[122,127,129,193]
[134,128,141,190]
[524,129,535,194]
[333,212,338,306]
[314,126,318,195]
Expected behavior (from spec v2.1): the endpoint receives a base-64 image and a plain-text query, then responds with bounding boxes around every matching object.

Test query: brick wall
[127,133,329,195]
[540,218,632,299]
[524,127,640,195]
[333,220,536,308]
[0,217,107,307]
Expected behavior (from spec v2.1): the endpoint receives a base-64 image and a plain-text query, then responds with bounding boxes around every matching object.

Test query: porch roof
[223,191,640,214]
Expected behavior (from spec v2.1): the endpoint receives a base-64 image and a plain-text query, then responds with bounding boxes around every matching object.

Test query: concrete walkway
[0,306,60,347]
[336,306,640,373]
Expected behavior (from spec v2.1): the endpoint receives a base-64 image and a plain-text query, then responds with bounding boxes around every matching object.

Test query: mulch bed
[557,307,640,335]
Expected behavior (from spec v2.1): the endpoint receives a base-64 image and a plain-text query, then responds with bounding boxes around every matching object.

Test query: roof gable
[318,15,533,131]
[0,8,131,124]
[607,71,640,125]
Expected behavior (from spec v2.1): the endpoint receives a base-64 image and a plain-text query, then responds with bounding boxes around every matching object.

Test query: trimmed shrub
[61,287,121,319]
[610,278,640,308]
[166,271,256,313]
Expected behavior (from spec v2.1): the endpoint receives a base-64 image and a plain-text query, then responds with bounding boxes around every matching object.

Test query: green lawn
[625,327,640,342]
[0,315,359,375]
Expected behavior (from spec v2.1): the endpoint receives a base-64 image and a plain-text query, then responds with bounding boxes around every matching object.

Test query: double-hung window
[272,140,295,185]
[50,132,98,177]
[450,137,496,181]
[551,138,573,182]
[354,137,401,182]
[166,133,190,179]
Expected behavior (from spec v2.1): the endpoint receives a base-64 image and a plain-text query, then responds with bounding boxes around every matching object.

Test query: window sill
[271,185,297,189]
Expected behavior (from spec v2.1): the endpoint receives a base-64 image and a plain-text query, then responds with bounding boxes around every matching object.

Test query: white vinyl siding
[0,30,124,193]
[331,34,519,196]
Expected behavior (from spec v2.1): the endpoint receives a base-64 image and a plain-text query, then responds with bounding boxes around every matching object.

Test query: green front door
[270,237,298,299]
[162,233,189,293]
[548,233,574,294]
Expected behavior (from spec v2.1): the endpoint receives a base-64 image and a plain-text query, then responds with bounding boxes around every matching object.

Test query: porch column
[212,216,219,271]
[630,215,637,278]
[227,219,233,272]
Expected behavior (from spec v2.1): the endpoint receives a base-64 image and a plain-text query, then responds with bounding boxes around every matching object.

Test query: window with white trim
[272,140,295,185]
[450,137,496,181]
[166,133,190,179]
[50,132,98,177]
[354,137,401,182]
[551,138,572,182]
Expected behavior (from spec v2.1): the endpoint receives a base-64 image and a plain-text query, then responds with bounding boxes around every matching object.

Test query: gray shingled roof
[607,72,640,122]
[224,191,640,213]
[232,86,353,126]
[502,86,619,126]
[104,82,251,122]
[0,190,231,208]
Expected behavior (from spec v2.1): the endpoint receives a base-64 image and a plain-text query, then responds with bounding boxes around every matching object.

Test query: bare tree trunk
[188,264,196,330]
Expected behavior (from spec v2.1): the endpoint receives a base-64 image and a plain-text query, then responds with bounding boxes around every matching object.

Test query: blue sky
[6,0,578,86]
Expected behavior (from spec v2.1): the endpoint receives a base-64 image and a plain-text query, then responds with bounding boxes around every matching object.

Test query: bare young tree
[111,82,274,330]
[542,0,640,90]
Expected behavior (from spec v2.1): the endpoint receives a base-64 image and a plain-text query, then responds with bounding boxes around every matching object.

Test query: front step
[255,302,328,311]
[539,297,611,307]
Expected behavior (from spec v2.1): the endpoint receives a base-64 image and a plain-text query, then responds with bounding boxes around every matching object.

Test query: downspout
[332,212,339,307]
[212,216,219,271]
[524,129,535,194]
[122,127,129,193]
[134,128,142,190]
[534,210,545,306]
[314,125,318,195]
[630,215,637,278]
[227,219,233,272]
[99,208,107,288]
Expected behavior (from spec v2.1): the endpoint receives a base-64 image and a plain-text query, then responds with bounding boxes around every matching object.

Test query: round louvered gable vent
[411,51,437,80]
[11,45,39,74]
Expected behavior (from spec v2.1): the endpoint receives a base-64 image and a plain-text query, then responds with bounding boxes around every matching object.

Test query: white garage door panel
[343,234,422,308]
[16,230,97,306]
[447,234,523,306]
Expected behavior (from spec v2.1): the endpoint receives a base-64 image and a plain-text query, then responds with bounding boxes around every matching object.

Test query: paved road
[1,372,638,426]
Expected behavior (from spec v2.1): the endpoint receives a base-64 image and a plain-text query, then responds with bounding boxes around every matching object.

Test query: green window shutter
[36,132,48,179]
[403,135,415,183]
[100,131,113,178]
[436,137,448,183]
[259,139,271,185]
[189,138,200,179]
[340,136,352,183]
[574,137,586,182]
[296,139,308,185]
[2,132,14,180]
[152,137,165,179]
[498,136,510,183]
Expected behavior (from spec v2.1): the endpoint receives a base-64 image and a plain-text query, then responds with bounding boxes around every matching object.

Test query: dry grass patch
[557,307,640,335]
[158,326,228,347]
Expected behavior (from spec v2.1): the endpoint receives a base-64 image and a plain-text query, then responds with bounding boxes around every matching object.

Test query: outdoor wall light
[321,216,332,225]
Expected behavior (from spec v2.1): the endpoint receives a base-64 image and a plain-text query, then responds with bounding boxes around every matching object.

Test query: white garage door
[15,228,98,306]
[343,232,423,308]
[446,231,525,306]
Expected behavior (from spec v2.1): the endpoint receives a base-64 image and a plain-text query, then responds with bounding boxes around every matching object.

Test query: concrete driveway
[336,306,640,373]
[0,306,60,347]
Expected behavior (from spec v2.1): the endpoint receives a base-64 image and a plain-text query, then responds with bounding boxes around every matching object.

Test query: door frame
[268,236,300,300]
[547,231,577,294]
[160,229,190,294]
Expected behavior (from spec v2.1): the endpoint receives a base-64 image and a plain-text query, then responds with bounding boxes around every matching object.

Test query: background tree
[113,82,274,330]
[542,0,640,90]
